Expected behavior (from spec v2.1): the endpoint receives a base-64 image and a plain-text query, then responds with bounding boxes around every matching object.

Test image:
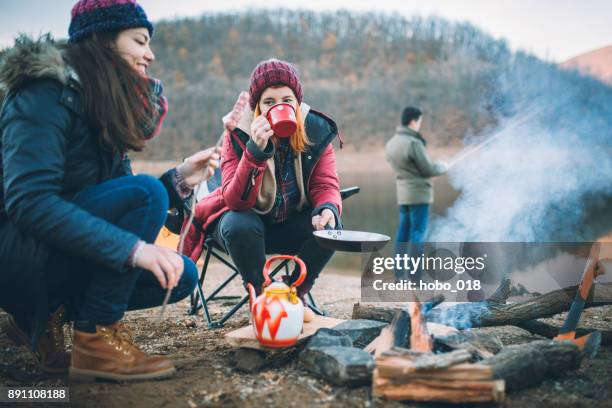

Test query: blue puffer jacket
[0,36,182,348]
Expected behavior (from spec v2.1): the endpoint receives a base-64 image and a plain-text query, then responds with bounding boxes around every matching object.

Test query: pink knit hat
[248,59,303,109]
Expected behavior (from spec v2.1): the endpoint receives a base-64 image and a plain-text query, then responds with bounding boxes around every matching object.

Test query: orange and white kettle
[246,255,307,348]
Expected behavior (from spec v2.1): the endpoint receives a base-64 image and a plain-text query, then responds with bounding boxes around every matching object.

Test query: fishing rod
[447,109,544,169]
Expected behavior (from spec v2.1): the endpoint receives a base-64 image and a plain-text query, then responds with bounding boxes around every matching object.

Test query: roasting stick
[156,164,207,323]
[447,109,543,170]
[156,93,248,323]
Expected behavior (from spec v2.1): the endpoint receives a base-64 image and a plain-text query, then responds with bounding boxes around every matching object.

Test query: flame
[409,295,433,352]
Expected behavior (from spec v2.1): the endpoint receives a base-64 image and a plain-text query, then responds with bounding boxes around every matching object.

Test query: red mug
[266,103,297,138]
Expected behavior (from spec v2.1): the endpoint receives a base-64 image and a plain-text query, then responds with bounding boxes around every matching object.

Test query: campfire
[356,245,608,403]
[371,297,505,403]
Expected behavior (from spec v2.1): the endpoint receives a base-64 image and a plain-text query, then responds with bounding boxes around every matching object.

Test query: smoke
[430,53,612,243]
[427,302,490,329]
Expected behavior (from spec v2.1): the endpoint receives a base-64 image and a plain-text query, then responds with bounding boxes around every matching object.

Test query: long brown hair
[64,31,153,152]
[254,93,310,153]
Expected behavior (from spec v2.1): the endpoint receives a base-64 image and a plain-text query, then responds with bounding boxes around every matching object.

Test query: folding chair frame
[188,237,325,328]
[176,186,360,328]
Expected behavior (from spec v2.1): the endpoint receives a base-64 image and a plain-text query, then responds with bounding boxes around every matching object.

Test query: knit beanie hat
[248,58,303,110]
[68,0,154,43]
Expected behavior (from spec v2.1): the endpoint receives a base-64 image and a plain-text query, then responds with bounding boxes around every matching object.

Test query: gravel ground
[1,261,610,408]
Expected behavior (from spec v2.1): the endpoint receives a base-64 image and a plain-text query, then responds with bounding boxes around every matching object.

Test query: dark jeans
[394,204,429,281]
[48,175,198,325]
[212,209,336,296]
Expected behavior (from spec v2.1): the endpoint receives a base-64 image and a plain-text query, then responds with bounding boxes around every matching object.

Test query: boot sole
[69,366,176,382]
[1,318,68,375]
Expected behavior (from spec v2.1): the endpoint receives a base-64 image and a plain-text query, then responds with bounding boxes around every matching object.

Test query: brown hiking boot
[70,322,175,382]
[1,306,70,374]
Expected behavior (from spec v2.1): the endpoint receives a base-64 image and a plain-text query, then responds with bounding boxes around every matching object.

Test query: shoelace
[101,324,139,355]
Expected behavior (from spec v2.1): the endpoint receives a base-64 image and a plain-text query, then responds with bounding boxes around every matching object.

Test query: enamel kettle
[246,255,307,348]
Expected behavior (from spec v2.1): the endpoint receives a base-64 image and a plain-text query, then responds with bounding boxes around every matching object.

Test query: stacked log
[373,340,584,403]
[373,348,505,403]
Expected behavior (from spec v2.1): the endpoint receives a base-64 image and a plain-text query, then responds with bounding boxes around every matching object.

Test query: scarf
[140,76,168,140]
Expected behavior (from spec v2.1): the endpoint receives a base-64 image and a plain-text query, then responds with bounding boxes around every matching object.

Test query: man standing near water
[385,106,447,281]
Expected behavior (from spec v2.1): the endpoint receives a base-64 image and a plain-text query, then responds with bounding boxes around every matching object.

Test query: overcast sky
[1,0,611,62]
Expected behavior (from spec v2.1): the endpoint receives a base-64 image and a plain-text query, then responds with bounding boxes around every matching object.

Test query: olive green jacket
[385,126,446,205]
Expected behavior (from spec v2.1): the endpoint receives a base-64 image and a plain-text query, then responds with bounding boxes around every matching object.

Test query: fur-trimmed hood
[0,34,74,103]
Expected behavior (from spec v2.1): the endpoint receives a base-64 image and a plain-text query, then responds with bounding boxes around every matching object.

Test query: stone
[233,346,301,373]
[305,328,353,349]
[233,348,267,373]
[333,319,387,348]
[300,346,375,386]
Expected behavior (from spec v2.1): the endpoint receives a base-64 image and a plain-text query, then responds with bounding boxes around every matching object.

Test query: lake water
[329,171,459,270]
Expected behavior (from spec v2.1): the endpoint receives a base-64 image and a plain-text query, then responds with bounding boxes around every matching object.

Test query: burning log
[363,294,460,356]
[516,319,612,346]
[353,282,612,328]
[373,296,505,404]
[408,296,433,352]
[352,294,446,323]
[371,281,588,404]
[363,310,409,356]
[428,282,612,328]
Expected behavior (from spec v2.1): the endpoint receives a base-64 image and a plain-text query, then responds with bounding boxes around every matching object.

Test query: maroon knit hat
[68,0,153,43]
[248,59,303,109]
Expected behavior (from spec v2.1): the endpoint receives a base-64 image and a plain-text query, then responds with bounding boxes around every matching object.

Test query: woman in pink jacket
[184,59,342,321]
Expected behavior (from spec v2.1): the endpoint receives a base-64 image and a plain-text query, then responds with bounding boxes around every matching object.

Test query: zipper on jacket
[241,168,260,201]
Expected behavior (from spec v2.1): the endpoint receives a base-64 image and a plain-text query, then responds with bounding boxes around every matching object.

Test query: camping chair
[166,168,360,328]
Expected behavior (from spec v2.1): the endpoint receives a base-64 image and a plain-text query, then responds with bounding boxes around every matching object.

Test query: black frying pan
[313,229,390,252]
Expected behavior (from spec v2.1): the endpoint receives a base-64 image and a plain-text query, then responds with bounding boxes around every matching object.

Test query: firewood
[376,348,473,374]
[516,319,612,345]
[377,362,492,381]
[352,293,446,324]
[422,294,446,312]
[486,278,512,305]
[373,369,505,403]
[408,296,433,352]
[482,340,583,392]
[353,282,612,328]
[379,346,425,358]
[363,310,409,356]
[429,282,612,327]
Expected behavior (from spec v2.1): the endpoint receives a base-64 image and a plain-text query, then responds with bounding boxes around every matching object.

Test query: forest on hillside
[141,10,606,160]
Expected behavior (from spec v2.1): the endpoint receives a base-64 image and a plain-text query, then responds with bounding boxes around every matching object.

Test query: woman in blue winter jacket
[0,0,218,381]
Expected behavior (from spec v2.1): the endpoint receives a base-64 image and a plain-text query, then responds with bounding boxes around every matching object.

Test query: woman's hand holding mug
[251,115,274,150]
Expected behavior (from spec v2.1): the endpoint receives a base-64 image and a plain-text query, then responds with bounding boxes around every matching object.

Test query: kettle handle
[263,255,307,287]
[246,282,257,311]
